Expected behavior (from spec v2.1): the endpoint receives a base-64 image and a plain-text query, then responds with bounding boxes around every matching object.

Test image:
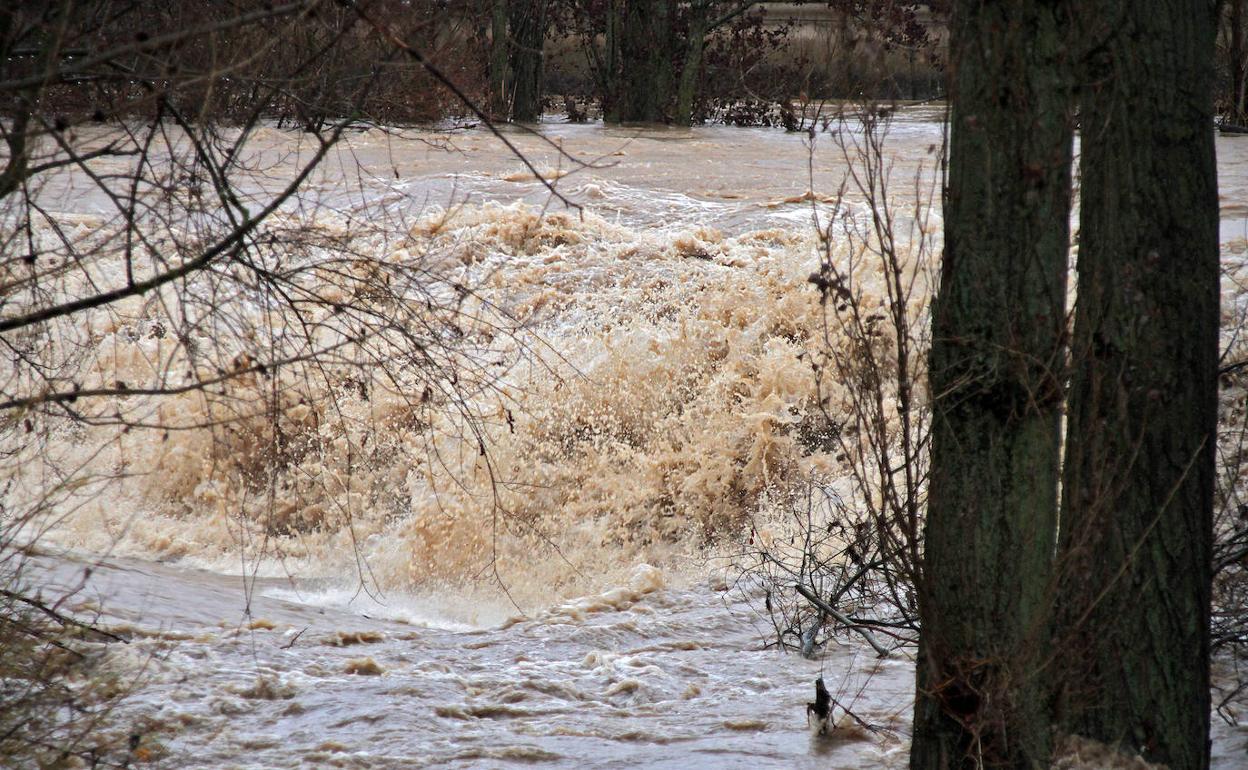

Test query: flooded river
[9,109,1248,768]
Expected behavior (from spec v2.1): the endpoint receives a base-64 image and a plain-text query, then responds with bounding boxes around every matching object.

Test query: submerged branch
[795,583,890,658]
[0,588,128,644]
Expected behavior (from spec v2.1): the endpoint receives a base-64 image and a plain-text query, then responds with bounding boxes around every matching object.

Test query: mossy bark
[912,2,1075,768]
[1055,2,1219,768]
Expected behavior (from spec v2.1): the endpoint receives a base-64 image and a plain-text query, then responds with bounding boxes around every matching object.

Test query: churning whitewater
[8,110,1248,768]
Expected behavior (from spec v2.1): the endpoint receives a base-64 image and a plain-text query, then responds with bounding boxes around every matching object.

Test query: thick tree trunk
[610,0,674,123]
[489,0,509,119]
[1055,2,1219,768]
[673,2,709,126]
[912,2,1075,768]
[508,0,545,122]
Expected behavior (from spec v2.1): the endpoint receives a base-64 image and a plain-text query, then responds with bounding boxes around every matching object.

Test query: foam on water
[5,113,1248,768]
[15,187,924,609]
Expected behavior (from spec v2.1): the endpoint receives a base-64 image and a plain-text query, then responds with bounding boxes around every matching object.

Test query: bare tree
[733,105,935,673]
[0,3,581,762]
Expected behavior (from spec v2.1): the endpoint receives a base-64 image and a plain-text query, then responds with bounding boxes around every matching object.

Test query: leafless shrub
[1213,262,1248,722]
[735,481,917,657]
[731,104,937,658]
[0,550,151,768]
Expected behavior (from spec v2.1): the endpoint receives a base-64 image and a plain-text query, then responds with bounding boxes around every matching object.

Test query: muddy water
[28,550,914,769]
[15,111,1248,768]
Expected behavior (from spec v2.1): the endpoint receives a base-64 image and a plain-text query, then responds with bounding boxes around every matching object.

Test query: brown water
[9,110,1248,768]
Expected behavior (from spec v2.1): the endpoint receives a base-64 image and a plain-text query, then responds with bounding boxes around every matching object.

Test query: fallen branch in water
[795,583,890,658]
[281,627,307,649]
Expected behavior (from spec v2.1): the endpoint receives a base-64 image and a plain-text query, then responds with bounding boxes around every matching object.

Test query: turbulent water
[8,109,1248,768]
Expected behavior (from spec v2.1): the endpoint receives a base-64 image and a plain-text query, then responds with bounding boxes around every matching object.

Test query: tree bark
[1055,2,1219,768]
[673,1,709,126]
[508,0,545,122]
[1232,0,1246,124]
[610,0,674,123]
[599,0,620,119]
[912,2,1075,768]
[489,0,509,119]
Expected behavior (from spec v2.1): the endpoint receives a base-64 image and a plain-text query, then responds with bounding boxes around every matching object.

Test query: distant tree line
[1,0,482,130]
[9,2,1248,127]
[491,1,942,124]
[6,1,949,130]
[493,1,1248,127]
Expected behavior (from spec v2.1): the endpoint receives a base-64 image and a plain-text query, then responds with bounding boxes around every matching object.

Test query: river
[8,108,1248,768]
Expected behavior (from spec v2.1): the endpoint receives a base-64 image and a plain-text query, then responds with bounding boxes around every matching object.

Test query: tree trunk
[489,0,509,119]
[673,1,709,126]
[599,0,620,120]
[610,0,673,123]
[1055,2,1219,768]
[508,0,545,122]
[1232,0,1246,124]
[912,2,1075,768]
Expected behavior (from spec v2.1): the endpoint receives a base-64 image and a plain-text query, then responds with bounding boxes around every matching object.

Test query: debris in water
[328,630,385,646]
[807,677,832,734]
[343,657,384,675]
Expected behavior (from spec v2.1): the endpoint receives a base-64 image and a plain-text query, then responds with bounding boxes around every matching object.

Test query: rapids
[7,108,1248,767]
